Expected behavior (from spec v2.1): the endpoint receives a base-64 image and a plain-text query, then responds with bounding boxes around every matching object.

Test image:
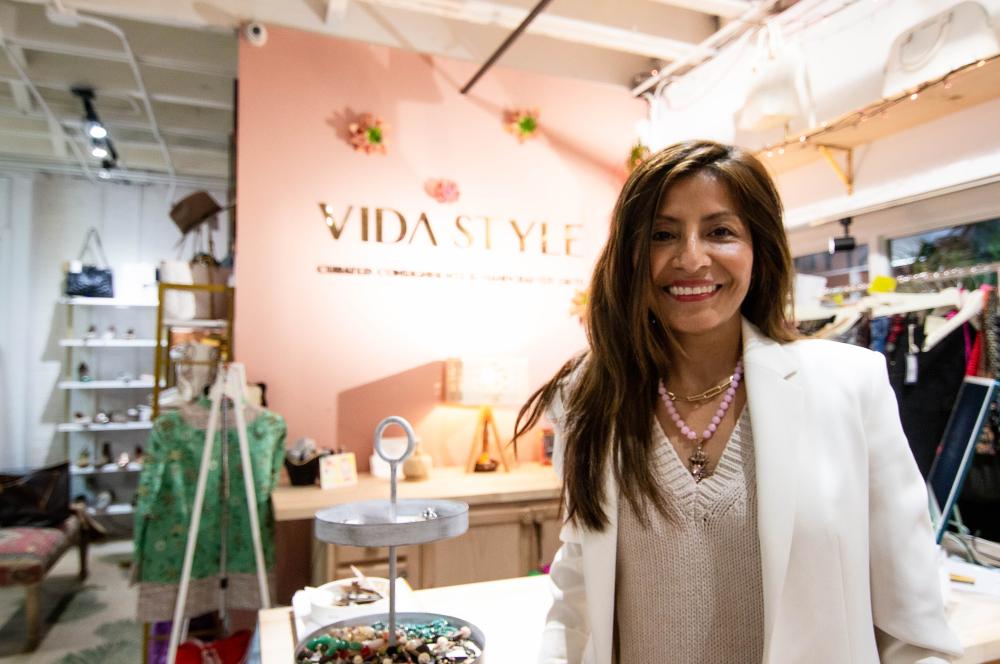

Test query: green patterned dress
[132,402,286,621]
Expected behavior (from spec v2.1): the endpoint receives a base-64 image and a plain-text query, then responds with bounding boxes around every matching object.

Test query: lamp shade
[443,357,529,407]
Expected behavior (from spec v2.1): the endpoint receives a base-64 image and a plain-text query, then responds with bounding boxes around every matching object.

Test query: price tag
[905,322,919,385]
[905,353,919,384]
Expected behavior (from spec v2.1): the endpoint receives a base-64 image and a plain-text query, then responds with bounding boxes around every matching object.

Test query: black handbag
[65,228,114,298]
[0,462,71,527]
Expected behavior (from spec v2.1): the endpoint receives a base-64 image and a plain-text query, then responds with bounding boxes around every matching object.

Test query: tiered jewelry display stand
[298,416,484,661]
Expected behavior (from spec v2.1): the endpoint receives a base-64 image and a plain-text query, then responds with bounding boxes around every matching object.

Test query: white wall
[0,173,228,469]
[0,173,33,468]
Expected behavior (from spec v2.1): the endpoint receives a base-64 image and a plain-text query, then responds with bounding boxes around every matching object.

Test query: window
[889,217,1000,287]
[793,245,869,289]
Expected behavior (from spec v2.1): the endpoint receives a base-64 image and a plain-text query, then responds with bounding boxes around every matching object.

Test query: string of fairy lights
[758,53,999,160]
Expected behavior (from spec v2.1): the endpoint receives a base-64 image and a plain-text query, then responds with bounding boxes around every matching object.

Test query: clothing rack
[822,262,1000,296]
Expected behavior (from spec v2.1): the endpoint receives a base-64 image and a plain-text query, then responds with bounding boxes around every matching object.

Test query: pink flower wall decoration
[348,114,388,154]
[424,178,460,204]
[503,108,540,143]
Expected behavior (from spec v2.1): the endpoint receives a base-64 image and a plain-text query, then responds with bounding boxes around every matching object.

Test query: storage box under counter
[272,462,561,602]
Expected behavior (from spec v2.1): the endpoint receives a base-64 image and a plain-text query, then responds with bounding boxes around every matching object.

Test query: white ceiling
[0,0,775,185]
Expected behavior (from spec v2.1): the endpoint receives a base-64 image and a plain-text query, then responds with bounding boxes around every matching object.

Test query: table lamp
[444,357,528,473]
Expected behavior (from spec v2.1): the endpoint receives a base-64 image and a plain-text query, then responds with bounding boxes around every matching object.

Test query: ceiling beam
[3,35,235,78]
[0,106,230,145]
[6,49,33,113]
[326,0,349,25]
[357,0,707,61]
[0,119,228,153]
[0,6,31,113]
[8,79,32,112]
[0,3,68,158]
[645,0,753,20]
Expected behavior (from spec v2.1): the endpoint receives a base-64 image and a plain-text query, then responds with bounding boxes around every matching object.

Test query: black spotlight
[70,86,118,172]
[829,217,856,254]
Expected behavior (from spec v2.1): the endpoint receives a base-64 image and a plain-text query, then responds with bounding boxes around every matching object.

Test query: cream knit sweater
[614,409,765,663]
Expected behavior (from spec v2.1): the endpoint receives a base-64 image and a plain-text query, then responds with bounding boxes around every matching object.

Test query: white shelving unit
[71,463,143,476]
[59,296,158,308]
[60,339,159,348]
[58,421,153,433]
[61,295,157,531]
[86,503,135,517]
[162,318,228,329]
[58,379,157,390]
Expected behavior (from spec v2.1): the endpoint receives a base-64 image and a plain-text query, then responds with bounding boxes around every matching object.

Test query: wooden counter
[272,462,561,521]
[272,463,562,602]
[258,575,1000,663]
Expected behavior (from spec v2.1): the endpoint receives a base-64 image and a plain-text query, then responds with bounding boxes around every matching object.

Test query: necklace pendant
[689,447,711,482]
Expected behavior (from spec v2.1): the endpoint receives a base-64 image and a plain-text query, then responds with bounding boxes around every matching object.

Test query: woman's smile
[663,280,723,302]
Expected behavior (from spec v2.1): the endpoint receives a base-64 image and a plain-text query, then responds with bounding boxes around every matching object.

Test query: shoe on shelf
[76,448,91,469]
[93,411,110,425]
[99,441,113,467]
[85,325,98,340]
[102,325,117,340]
[73,411,92,424]
[123,327,136,340]
[78,362,92,382]
[94,489,114,512]
[126,407,139,421]
[116,452,130,468]
[110,411,128,424]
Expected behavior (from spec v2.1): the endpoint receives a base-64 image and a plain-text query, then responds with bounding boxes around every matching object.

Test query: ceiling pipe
[460,0,553,94]
[631,0,784,97]
[46,0,177,195]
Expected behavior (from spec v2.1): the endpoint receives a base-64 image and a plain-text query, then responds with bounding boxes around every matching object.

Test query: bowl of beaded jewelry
[294,612,484,663]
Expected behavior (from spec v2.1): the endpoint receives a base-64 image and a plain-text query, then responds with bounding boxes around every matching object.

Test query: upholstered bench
[0,515,88,650]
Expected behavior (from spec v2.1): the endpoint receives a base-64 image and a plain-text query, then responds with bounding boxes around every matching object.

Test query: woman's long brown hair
[513,140,797,532]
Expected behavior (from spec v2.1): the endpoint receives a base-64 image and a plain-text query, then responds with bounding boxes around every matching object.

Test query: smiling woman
[513,140,963,664]
[649,172,753,340]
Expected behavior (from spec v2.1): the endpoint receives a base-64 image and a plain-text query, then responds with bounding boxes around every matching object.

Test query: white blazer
[539,319,963,664]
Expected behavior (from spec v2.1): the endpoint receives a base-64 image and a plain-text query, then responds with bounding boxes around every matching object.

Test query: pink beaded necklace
[658,359,744,483]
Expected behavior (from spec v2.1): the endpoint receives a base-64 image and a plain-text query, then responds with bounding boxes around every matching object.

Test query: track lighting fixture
[85,121,107,139]
[829,218,857,254]
[71,86,118,175]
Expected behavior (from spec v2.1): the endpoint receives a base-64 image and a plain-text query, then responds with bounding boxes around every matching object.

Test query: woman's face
[649,171,753,339]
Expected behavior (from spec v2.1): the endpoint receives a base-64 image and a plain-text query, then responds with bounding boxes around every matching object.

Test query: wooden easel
[166,362,270,663]
[464,405,514,473]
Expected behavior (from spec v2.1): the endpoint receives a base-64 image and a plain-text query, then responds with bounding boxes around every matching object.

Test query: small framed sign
[320,451,358,490]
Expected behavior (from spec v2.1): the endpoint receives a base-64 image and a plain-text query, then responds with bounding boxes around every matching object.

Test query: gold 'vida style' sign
[320,203,583,257]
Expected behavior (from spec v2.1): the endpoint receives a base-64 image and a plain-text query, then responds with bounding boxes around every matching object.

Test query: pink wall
[236,26,643,469]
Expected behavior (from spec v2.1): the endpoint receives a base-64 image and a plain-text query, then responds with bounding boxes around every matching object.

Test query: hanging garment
[885,315,972,478]
[958,290,1000,541]
[869,316,890,354]
[830,311,871,347]
[133,400,286,622]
